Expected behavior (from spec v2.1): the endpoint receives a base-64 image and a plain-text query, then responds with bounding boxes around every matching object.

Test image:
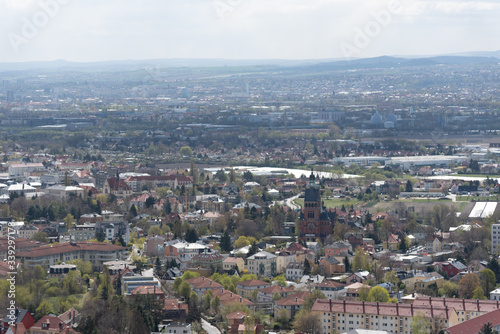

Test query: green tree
[304,259,311,275]
[473,286,486,300]
[35,300,54,320]
[179,281,192,300]
[357,286,370,302]
[180,146,193,156]
[293,309,322,334]
[480,268,496,297]
[458,273,480,299]
[303,290,325,310]
[411,312,430,334]
[438,281,458,298]
[405,180,413,192]
[479,322,496,334]
[367,286,390,303]
[215,169,227,182]
[352,247,371,272]
[220,230,233,252]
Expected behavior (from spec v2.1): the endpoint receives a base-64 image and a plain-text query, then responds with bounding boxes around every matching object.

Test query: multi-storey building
[246,251,277,278]
[15,242,127,270]
[312,299,459,334]
[492,223,500,253]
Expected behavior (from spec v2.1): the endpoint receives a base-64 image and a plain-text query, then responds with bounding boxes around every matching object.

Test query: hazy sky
[0,0,499,62]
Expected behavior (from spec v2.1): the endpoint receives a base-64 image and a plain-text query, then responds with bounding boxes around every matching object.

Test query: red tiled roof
[16,242,126,258]
[31,316,69,332]
[226,311,247,320]
[447,309,500,334]
[185,276,223,289]
[413,297,500,313]
[237,279,271,287]
[258,285,294,294]
[0,237,46,252]
[106,177,131,191]
[311,299,453,319]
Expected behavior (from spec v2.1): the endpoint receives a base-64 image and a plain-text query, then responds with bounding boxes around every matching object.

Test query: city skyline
[0,0,499,63]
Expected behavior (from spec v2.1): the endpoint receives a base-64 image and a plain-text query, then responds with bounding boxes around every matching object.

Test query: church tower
[297,170,333,242]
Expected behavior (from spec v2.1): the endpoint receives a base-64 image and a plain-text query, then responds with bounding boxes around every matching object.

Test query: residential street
[201,319,221,334]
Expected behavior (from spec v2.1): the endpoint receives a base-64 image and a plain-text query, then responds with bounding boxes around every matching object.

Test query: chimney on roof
[240,297,242,302]
[343,300,346,313]
[362,301,365,314]
[477,299,480,311]
[230,292,233,297]
[295,297,298,302]
[377,302,380,314]
[396,303,399,316]
[430,305,434,318]
[411,303,413,315]
[202,276,205,281]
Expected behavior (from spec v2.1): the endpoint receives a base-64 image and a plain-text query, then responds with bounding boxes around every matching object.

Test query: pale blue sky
[0,0,499,62]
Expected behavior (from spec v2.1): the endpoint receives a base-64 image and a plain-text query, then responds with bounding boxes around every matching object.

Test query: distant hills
[0,51,498,73]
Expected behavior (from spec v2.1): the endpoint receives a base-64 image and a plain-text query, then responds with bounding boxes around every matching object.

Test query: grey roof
[304,188,320,202]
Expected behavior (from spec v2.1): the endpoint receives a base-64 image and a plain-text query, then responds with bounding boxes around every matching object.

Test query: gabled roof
[226,311,247,320]
[237,279,271,287]
[106,177,131,191]
[447,308,500,334]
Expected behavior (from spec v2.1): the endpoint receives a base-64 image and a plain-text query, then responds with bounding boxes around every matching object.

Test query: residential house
[158,322,191,334]
[314,280,345,299]
[185,276,222,297]
[226,311,246,334]
[206,289,255,310]
[383,234,401,251]
[246,251,277,278]
[273,291,310,320]
[426,234,444,253]
[223,257,244,272]
[29,315,80,334]
[1,309,35,334]
[68,223,96,242]
[144,235,166,257]
[344,283,371,300]
[319,256,345,276]
[257,285,295,303]
[16,225,38,239]
[276,250,297,273]
[433,260,467,278]
[190,251,224,271]
[325,241,351,258]
[237,279,271,300]
[285,262,304,281]
[346,271,374,284]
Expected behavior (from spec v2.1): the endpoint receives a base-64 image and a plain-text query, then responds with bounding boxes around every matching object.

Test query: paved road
[201,319,221,334]
[272,194,301,211]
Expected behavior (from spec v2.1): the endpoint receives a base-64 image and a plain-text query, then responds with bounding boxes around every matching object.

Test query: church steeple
[309,168,316,187]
